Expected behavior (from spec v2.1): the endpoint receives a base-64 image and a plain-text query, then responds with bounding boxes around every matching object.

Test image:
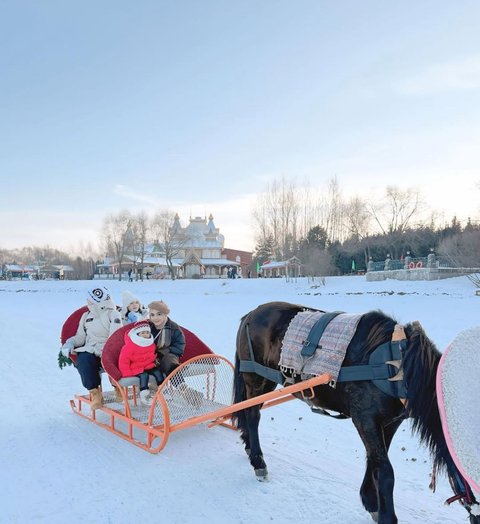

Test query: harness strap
[337,361,394,381]
[335,339,407,398]
[239,359,284,384]
[301,311,343,357]
[446,469,477,507]
[240,323,284,384]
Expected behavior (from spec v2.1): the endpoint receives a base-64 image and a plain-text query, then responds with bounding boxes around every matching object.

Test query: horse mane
[403,322,454,474]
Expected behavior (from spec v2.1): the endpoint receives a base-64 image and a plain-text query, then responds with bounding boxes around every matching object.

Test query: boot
[139,389,152,406]
[113,385,124,403]
[89,387,104,410]
[148,382,159,395]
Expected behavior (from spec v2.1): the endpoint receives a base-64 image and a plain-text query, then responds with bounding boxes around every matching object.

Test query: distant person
[60,286,122,409]
[128,269,133,282]
[121,290,148,324]
[118,320,164,406]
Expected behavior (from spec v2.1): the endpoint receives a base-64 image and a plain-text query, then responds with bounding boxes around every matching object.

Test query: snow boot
[89,387,103,410]
[139,389,152,406]
[113,385,123,403]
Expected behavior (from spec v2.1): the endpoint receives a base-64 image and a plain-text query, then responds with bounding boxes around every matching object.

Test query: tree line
[0,209,182,280]
[252,177,480,276]
[1,178,478,279]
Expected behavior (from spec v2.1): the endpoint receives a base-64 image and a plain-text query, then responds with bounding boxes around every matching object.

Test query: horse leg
[243,404,268,480]
[353,417,398,524]
[359,418,403,523]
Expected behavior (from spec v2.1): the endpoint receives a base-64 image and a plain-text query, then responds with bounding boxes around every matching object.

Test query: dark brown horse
[233,301,479,524]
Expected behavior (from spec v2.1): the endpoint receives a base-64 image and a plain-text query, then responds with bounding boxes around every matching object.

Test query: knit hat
[122,290,140,309]
[127,320,153,347]
[87,286,111,304]
[148,300,170,315]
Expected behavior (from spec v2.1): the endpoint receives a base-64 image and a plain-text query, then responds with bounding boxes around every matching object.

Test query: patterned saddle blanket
[279,311,362,384]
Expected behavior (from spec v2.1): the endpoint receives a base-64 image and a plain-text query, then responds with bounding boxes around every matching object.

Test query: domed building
[97,213,251,280]
[169,214,241,278]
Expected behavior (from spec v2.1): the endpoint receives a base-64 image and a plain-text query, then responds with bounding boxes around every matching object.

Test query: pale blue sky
[1,1,479,252]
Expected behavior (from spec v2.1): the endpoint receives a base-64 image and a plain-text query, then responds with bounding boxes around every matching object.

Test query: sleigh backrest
[61,306,89,364]
[101,323,216,382]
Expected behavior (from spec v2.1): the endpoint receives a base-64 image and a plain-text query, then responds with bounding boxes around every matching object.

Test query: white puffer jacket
[73,299,122,357]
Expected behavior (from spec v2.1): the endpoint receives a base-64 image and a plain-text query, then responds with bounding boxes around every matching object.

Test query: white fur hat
[122,290,140,309]
[127,320,153,347]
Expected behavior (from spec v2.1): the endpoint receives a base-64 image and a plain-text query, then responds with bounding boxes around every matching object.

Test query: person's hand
[61,337,75,357]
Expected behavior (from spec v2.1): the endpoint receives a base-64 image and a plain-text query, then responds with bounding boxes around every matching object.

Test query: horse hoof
[255,468,268,481]
[470,512,480,524]
[370,512,378,523]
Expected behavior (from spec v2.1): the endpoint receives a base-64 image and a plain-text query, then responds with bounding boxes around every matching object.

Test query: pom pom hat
[87,286,111,304]
[122,290,140,309]
[148,301,170,315]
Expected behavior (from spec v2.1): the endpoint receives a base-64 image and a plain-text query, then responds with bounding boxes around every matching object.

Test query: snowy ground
[1,275,478,523]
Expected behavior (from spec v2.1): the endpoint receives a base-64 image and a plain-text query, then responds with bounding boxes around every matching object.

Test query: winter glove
[61,337,75,357]
[58,337,75,369]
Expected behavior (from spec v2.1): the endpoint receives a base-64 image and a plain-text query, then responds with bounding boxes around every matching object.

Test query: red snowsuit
[118,334,156,377]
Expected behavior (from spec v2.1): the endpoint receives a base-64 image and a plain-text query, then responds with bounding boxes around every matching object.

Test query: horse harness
[239,310,408,418]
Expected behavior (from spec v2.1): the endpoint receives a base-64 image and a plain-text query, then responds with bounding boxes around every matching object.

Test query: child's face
[149,310,167,328]
[138,330,151,339]
[128,301,140,312]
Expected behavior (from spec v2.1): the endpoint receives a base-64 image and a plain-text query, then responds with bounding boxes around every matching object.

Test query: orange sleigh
[61,308,332,454]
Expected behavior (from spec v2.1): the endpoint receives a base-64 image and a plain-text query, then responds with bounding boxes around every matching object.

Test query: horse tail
[403,322,452,474]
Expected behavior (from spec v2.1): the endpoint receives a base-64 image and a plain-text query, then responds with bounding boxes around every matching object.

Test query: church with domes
[169,214,243,278]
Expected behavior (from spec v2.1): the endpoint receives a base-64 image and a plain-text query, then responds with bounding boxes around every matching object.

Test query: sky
[1,1,480,254]
[1,274,479,523]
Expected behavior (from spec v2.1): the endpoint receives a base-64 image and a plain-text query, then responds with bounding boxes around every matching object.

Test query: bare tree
[102,210,134,281]
[367,186,423,235]
[150,210,189,279]
[252,177,301,260]
[343,196,371,241]
[298,225,334,277]
[301,246,335,277]
[438,229,480,287]
[130,211,149,281]
[323,176,347,243]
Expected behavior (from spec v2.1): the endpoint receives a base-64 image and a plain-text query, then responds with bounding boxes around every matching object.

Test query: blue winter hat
[87,286,111,304]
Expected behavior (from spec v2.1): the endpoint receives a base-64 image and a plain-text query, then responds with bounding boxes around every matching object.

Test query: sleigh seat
[100,322,218,404]
[61,307,221,409]
[60,306,90,365]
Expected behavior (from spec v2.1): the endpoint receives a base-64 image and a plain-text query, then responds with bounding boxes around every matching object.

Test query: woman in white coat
[61,286,122,409]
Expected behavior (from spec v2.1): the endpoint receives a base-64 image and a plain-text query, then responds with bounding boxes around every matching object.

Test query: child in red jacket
[119,320,164,406]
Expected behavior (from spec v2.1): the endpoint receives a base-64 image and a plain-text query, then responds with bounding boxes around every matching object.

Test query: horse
[233,301,479,524]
